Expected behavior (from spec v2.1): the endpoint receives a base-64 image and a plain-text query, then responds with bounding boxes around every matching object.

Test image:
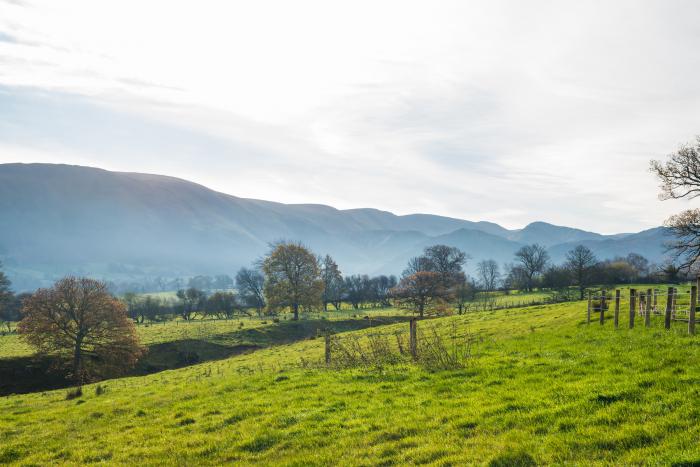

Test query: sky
[1,0,699,234]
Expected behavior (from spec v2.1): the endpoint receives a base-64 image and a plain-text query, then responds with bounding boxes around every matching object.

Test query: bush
[65,386,83,400]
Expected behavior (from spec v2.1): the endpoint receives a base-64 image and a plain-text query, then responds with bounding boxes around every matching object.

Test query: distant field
[1,288,699,465]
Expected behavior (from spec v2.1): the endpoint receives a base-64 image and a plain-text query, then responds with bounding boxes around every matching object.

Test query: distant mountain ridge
[0,163,672,290]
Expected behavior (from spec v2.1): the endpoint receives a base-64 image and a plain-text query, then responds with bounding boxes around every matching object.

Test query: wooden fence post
[587,291,592,324]
[665,287,673,330]
[653,289,658,314]
[690,285,697,336]
[600,290,606,325]
[325,332,331,365]
[614,289,620,329]
[629,289,636,329]
[409,318,418,360]
[645,289,652,328]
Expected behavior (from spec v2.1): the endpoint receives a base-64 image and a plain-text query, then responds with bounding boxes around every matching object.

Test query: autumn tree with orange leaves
[18,277,144,383]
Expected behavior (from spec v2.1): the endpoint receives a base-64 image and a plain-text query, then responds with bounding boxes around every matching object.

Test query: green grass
[2,294,700,465]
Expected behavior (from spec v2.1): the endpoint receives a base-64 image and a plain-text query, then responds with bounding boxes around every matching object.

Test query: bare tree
[565,245,597,300]
[320,255,344,311]
[0,262,14,332]
[18,277,144,383]
[514,244,549,292]
[236,267,266,315]
[476,259,500,292]
[650,137,700,270]
[176,287,206,320]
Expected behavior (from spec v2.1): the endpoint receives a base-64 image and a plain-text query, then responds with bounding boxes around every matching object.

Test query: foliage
[17,277,145,382]
[262,242,324,320]
[391,271,449,317]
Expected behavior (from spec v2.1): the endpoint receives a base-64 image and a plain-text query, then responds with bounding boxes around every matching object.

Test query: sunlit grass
[2,295,699,465]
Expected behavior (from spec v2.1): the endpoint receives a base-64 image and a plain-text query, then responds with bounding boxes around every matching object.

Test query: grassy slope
[2,298,700,465]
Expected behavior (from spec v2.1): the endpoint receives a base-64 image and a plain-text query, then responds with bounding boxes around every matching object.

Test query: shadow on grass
[0,315,412,396]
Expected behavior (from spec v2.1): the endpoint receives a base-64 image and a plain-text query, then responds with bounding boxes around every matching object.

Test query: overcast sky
[1,0,699,233]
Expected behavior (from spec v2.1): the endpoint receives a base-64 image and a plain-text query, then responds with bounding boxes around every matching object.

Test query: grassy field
[2,289,700,465]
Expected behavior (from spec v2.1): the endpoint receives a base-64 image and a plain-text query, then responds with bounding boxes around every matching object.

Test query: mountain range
[0,163,672,291]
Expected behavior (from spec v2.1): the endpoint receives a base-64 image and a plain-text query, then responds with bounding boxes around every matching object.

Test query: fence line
[586,283,699,335]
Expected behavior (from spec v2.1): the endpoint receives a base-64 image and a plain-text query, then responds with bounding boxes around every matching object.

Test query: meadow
[1,286,699,465]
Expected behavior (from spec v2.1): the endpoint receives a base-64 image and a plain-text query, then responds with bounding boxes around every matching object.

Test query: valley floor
[1,300,700,465]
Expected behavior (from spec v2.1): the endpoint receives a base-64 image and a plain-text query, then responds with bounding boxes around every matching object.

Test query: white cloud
[1,0,699,233]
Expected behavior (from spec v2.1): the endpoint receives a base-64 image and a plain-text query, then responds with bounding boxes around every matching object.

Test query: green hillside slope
[1,301,699,465]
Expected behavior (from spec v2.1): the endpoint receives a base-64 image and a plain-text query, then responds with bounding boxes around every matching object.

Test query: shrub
[65,387,83,400]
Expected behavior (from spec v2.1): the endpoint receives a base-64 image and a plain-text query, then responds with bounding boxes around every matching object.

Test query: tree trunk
[293,303,299,321]
[73,337,84,383]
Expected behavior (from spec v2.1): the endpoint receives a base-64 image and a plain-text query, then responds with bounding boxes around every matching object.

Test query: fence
[586,283,698,335]
[322,318,474,369]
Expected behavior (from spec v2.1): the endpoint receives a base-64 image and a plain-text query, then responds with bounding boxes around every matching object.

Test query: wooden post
[614,289,620,329]
[665,287,673,330]
[587,291,592,324]
[324,332,331,365]
[629,289,636,329]
[690,285,697,336]
[645,289,652,328]
[599,290,606,325]
[409,318,417,360]
[653,289,658,314]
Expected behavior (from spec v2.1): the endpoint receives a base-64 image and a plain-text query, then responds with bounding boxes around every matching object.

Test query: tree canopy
[18,277,144,383]
[262,242,324,320]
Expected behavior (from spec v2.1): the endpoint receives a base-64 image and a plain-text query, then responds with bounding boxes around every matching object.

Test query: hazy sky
[1,0,699,233]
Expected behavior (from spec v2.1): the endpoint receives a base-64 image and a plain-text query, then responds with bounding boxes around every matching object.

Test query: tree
[565,245,597,299]
[188,275,214,291]
[650,137,700,270]
[662,262,681,283]
[626,253,650,279]
[344,275,366,309]
[262,242,324,320]
[18,277,144,383]
[0,262,15,332]
[455,280,476,314]
[542,265,572,299]
[213,274,234,290]
[372,275,397,307]
[235,267,266,315]
[391,271,447,317]
[476,259,500,292]
[403,245,468,309]
[514,244,549,292]
[320,255,344,311]
[176,287,206,320]
[205,292,239,319]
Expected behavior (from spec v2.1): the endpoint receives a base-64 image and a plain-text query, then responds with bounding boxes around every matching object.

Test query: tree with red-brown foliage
[18,277,145,383]
[391,271,448,317]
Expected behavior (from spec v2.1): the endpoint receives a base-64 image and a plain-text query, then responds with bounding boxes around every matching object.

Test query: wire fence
[322,318,477,370]
[586,285,698,334]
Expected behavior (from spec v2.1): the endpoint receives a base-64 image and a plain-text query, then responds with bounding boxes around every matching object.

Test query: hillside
[0,164,671,290]
[1,300,698,465]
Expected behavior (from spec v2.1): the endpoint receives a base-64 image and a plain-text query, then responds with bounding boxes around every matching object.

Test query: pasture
[2,292,699,465]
